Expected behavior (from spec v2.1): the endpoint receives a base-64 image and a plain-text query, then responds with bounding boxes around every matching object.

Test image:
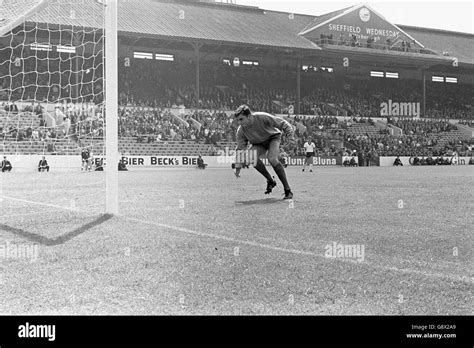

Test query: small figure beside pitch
[38,156,50,172]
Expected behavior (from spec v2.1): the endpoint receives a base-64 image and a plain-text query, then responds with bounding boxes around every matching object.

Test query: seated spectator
[38,156,50,172]
[34,103,44,117]
[23,102,34,113]
[4,102,18,113]
[197,155,207,169]
[350,156,358,167]
[118,159,128,171]
[95,158,104,171]
[393,156,403,166]
[442,157,452,165]
[1,156,12,172]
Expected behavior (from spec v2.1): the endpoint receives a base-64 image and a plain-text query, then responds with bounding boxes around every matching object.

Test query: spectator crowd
[1,43,473,158]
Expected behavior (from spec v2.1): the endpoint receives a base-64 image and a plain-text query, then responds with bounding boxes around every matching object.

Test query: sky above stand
[236,0,474,34]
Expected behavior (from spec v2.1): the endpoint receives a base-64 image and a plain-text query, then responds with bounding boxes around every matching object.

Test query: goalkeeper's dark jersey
[236,112,294,150]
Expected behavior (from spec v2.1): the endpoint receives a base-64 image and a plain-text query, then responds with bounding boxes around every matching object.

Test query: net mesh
[0,0,105,158]
[0,0,109,235]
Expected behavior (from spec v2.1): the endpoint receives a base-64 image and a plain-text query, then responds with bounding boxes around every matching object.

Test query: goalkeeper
[233,105,295,200]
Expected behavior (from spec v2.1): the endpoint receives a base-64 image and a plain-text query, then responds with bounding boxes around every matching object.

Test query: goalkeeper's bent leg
[249,145,274,182]
[268,139,291,191]
[254,159,273,182]
[271,162,290,191]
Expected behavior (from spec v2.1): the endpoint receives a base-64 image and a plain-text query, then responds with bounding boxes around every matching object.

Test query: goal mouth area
[0,178,111,245]
[1,0,118,218]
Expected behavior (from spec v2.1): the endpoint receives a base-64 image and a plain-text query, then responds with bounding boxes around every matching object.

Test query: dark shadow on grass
[235,198,283,205]
[0,214,113,246]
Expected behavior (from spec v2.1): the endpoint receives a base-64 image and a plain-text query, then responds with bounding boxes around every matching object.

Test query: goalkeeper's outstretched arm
[235,126,249,165]
[235,126,249,151]
[233,127,250,177]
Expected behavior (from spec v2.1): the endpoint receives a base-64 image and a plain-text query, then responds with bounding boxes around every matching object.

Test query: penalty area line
[0,195,136,213]
[0,195,84,213]
[122,216,473,285]
[1,209,65,219]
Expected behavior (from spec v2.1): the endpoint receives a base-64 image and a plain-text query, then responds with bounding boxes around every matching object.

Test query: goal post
[105,0,118,215]
[0,0,119,216]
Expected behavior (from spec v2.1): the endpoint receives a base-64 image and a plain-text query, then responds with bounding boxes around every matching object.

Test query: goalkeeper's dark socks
[272,163,290,191]
[254,159,273,181]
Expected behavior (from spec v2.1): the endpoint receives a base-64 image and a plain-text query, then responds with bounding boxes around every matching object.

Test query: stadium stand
[117,59,473,120]
[1,0,473,160]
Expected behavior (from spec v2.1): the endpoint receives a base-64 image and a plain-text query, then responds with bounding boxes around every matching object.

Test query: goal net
[0,0,118,242]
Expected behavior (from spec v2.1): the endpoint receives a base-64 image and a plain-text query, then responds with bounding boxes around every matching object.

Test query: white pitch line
[0,195,133,215]
[73,181,105,188]
[1,209,64,218]
[22,181,106,190]
[123,216,474,285]
[0,195,84,213]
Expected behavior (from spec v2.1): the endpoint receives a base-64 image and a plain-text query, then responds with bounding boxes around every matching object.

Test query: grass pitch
[0,165,472,315]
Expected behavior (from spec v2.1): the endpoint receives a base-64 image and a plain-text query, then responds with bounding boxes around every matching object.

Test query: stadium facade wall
[1,155,231,171]
[263,156,341,166]
[5,155,343,171]
[6,155,471,171]
[108,155,343,168]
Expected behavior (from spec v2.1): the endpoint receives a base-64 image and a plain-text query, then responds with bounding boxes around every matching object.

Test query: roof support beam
[296,56,302,115]
[192,42,203,106]
[421,67,426,117]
